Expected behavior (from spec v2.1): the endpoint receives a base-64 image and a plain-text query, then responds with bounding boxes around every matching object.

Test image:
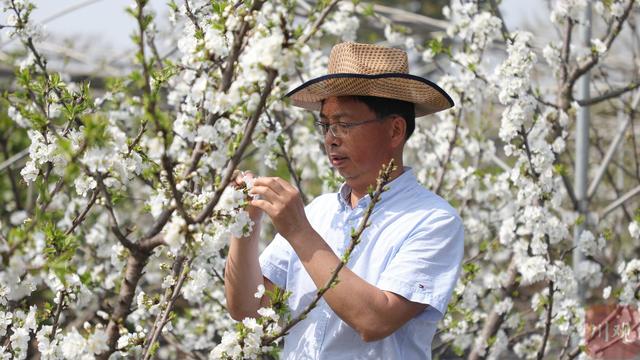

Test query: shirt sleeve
[259,233,292,290]
[377,211,464,319]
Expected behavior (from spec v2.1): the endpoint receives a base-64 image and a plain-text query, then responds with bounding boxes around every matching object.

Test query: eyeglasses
[313,117,385,138]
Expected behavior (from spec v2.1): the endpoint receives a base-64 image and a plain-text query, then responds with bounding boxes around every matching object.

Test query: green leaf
[82,114,109,147]
[361,3,374,16]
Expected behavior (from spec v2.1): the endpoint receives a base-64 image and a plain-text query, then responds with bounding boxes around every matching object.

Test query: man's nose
[324,130,341,147]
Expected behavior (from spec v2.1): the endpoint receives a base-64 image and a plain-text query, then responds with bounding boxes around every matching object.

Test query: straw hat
[285,42,454,117]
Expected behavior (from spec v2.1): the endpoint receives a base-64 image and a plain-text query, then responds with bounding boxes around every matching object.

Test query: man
[224,42,464,359]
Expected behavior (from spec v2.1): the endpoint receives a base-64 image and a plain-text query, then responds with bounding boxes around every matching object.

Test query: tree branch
[0,148,28,173]
[434,112,462,195]
[578,81,640,107]
[96,173,139,253]
[220,1,266,92]
[297,0,339,44]
[141,256,193,360]
[467,257,519,360]
[48,290,66,341]
[162,155,193,223]
[100,251,151,359]
[566,0,635,89]
[64,190,99,236]
[267,111,308,204]
[194,69,278,223]
[536,280,555,359]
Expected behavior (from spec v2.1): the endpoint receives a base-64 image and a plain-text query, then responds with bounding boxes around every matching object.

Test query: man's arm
[250,177,428,342]
[289,227,427,341]
[224,176,277,321]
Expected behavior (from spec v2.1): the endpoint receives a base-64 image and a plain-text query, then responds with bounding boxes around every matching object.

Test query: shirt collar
[336,167,417,210]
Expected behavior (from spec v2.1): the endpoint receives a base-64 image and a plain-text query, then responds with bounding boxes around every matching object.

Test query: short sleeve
[377,211,464,318]
[259,233,292,289]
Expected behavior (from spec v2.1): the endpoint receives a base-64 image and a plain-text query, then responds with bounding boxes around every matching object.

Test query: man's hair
[352,96,416,140]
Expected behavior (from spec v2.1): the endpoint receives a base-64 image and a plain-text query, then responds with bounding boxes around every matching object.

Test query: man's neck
[348,163,405,208]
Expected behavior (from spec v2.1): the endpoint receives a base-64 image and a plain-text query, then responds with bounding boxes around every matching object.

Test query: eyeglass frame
[313,116,390,138]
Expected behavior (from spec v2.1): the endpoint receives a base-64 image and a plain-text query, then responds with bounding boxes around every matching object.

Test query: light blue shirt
[259,168,464,360]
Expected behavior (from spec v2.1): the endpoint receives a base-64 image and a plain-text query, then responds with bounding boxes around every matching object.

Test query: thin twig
[297,0,340,44]
[0,139,23,210]
[49,290,66,341]
[267,111,308,204]
[536,280,555,359]
[220,1,267,92]
[162,155,193,223]
[578,82,640,107]
[96,173,139,253]
[141,257,193,360]
[467,258,519,360]
[434,111,462,195]
[566,0,635,89]
[560,20,574,86]
[64,190,99,236]
[488,0,511,42]
[0,148,28,173]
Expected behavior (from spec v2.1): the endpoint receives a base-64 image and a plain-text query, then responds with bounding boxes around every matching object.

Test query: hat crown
[327,42,409,75]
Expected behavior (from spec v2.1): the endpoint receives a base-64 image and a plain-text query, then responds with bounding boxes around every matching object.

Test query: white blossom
[254,284,265,299]
[611,2,625,17]
[74,175,97,197]
[578,230,605,257]
[0,312,11,337]
[518,256,548,285]
[183,268,211,303]
[629,221,640,240]
[591,38,607,55]
[10,327,30,360]
[321,2,358,41]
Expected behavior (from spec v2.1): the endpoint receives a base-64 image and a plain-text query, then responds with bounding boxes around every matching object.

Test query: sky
[26,0,548,48]
[27,0,170,55]
[4,0,549,74]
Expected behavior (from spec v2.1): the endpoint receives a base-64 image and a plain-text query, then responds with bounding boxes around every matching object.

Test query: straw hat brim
[285,73,454,117]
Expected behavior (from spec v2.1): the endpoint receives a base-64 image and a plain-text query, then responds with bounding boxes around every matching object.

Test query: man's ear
[389,115,406,147]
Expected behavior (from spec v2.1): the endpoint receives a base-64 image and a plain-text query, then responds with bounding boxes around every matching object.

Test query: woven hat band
[327,42,409,75]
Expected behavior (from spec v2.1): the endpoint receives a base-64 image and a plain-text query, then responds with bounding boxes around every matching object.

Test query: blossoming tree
[0,0,639,359]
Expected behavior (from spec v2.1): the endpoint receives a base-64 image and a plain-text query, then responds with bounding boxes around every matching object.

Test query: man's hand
[233,170,263,223]
[249,177,312,240]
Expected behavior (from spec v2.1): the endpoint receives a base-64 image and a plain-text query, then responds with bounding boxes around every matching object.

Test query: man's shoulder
[395,183,461,220]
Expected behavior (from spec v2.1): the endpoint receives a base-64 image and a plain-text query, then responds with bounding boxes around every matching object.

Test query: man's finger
[274,177,299,193]
[250,184,281,202]
[250,198,276,215]
[253,177,287,195]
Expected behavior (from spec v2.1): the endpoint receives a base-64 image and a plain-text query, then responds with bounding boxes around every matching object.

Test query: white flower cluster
[494,32,537,143]
[618,259,640,304]
[577,230,605,256]
[210,307,281,360]
[20,130,67,183]
[80,123,143,187]
[594,0,627,19]
[550,0,588,24]
[513,334,543,359]
[321,1,359,42]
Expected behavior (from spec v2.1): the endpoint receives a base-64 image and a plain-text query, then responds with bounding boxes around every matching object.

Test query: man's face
[320,96,395,191]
